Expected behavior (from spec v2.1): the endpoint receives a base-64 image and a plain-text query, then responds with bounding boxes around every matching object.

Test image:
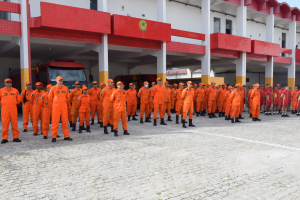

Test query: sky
[285,0,300,8]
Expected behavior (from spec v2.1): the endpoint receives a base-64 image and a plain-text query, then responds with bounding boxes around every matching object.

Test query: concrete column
[98,0,109,85]
[287,16,296,89]
[236,0,247,85]
[157,0,167,84]
[200,0,210,84]
[20,0,31,91]
[265,7,274,87]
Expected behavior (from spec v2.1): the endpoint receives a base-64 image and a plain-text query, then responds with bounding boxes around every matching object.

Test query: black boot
[189,119,195,127]
[140,118,144,123]
[87,125,91,132]
[222,112,225,117]
[231,118,235,123]
[78,126,83,133]
[13,138,21,142]
[219,113,222,117]
[153,119,157,126]
[123,130,130,135]
[98,120,100,124]
[201,111,206,116]
[107,123,111,127]
[252,118,256,121]
[134,113,138,116]
[72,124,76,131]
[145,117,151,122]
[82,123,87,130]
[52,138,56,143]
[196,112,200,117]
[249,114,252,118]
[104,126,108,134]
[215,109,219,113]
[235,119,241,123]
[167,116,172,121]
[149,114,151,119]
[128,115,131,121]
[132,116,138,121]
[256,118,261,121]
[69,121,72,127]
[176,115,179,124]
[238,115,244,119]
[212,113,217,118]
[160,119,167,125]
[114,130,118,137]
[209,113,212,118]
[23,129,27,132]
[226,115,231,120]
[44,136,47,139]
[111,125,114,132]
[182,120,187,128]
[225,116,228,120]
[91,119,94,125]
[100,122,103,128]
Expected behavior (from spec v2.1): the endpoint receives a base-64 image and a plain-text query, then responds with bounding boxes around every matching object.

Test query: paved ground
[0,111,300,200]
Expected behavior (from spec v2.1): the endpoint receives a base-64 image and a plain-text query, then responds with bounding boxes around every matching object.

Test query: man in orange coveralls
[229,84,242,123]
[101,79,116,134]
[163,81,172,121]
[138,81,151,123]
[291,87,298,114]
[148,82,156,119]
[250,83,262,121]
[0,78,22,144]
[152,78,167,126]
[98,82,106,127]
[207,81,218,118]
[127,83,138,121]
[40,84,55,139]
[171,84,178,113]
[217,83,226,117]
[30,82,45,136]
[77,85,91,133]
[174,83,184,124]
[110,81,130,137]
[70,81,83,131]
[247,85,255,117]
[21,82,33,132]
[238,84,245,119]
[89,81,101,125]
[224,85,233,120]
[265,86,273,115]
[273,84,281,114]
[195,83,206,116]
[281,86,290,117]
[67,101,72,127]
[181,81,196,128]
[48,76,73,142]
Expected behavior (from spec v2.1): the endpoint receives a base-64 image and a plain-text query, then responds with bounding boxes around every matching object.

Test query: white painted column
[265,7,274,87]
[236,0,247,85]
[287,15,297,89]
[20,0,30,91]
[200,0,210,84]
[98,0,109,85]
[157,0,167,83]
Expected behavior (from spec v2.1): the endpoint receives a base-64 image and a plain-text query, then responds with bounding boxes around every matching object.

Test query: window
[0,0,10,20]
[226,19,232,34]
[90,0,97,10]
[214,17,221,33]
[282,32,286,57]
[48,67,86,82]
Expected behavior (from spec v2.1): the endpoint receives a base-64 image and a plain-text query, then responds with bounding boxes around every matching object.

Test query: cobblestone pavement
[1,111,300,200]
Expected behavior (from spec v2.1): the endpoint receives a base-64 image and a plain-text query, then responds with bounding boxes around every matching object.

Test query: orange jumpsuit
[67,102,72,122]
[89,87,101,120]
[182,88,194,120]
[163,86,172,117]
[196,87,205,112]
[30,90,45,134]
[70,88,82,124]
[77,94,91,126]
[149,86,155,116]
[101,87,115,126]
[174,88,183,115]
[273,88,280,106]
[48,85,70,138]
[21,89,33,130]
[111,89,127,131]
[247,89,254,113]
[250,88,261,118]
[0,87,21,140]
[138,87,150,118]
[229,89,241,118]
[207,86,217,113]
[97,89,103,123]
[217,88,226,113]
[239,88,245,115]
[224,90,232,117]
[127,89,137,116]
[40,92,52,137]
[152,85,164,119]
[171,88,176,110]
[204,87,209,110]
[193,88,197,112]
[291,90,298,111]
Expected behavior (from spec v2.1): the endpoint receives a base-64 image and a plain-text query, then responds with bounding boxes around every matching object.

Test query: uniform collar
[5,87,12,91]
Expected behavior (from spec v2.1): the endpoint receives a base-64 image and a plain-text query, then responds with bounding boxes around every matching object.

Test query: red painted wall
[211,33,251,52]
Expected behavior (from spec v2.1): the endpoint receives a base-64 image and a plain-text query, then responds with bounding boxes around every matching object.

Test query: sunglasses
[6,82,12,84]
[93,84,97,85]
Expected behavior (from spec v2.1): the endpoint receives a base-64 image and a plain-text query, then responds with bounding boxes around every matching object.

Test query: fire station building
[0,0,300,91]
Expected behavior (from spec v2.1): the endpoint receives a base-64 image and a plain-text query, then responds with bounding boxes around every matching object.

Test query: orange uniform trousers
[51,102,69,139]
[225,102,231,117]
[91,104,99,120]
[218,100,226,113]
[67,102,72,121]
[194,101,197,111]
[239,101,244,115]
[42,108,52,137]
[149,102,154,115]
[230,105,240,118]
[114,111,127,131]
[292,100,298,110]
[127,105,136,116]
[171,99,176,109]
[248,100,253,114]
[23,102,33,129]
[33,105,43,133]
[79,112,90,126]
[103,107,114,126]
[163,102,171,117]
[208,100,217,113]
[153,103,164,119]
[196,101,205,112]
[251,104,260,118]
[140,103,150,118]
[2,105,20,140]
[97,103,103,122]
[182,103,193,120]
[175,101,183,115]
[71,106,79,124]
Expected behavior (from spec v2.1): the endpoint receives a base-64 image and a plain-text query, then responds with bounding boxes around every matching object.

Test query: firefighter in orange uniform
[127,83,138,121]
[110,81,130,137]
[163,81,172,121]
[237,84,245,119]
[98,82,106,127]
[181,81,196,128]
[207,82,218,118]
[101,79,115,134]
[138,81,151,123]
[224,86,233,120]
[174,83,184,124]
[77,86,91,133]
[193,84,198,114]
[21,82,33,132]
[67,101,72,127]
[40,84,54,139]
[48,76,73,142]
[247,85,255,117]
[217,83,226,117]
[171,84,178,113]
[30,82,45,136]
[204,83,210,113]
[250,83,261,121]
[152,78,167,126]
[89,81,101,125]
[148,82,156,119]
[229,84,242,123]
[273,84,281,114]
[70,81,82,131]
[0,78,22,144]
[265,86,273,115]
[196,83,206,116]
[281,86,289,117]
[291,87,298,114]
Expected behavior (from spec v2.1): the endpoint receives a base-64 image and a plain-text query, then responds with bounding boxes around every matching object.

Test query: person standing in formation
[101,79,115,134]
[89,81,101,125]
[229,84,242,123]
[196,83,206,116]
[181,81,196,128]
[163,81,172,122]
[70,81,83,131]
[30,82,45,136]
[265,86,273,115]
[281,86,289,117]
[224,85,233,120]
[98,82,106,127]
[273,84,281,114]
[217,83,226,117]
[127,83,138,121]
[207,82,217,118]
[171,84,177,113]
[148,82,156,119]
[250,84,261,121]
[138,81,151,123]
[40,84,54,139]
[291,87,298,114]
[174,83,184,124]
[152,78,167,126]
[77,85,91,133]
[21,82,33,132]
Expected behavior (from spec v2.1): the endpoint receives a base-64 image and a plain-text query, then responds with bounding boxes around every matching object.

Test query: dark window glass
[282,32,286,57]
[226,19,232,34]
[214,17,221,33]
[90,0,97,10]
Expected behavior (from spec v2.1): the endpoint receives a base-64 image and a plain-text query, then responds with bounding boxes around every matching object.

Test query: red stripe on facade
[211,33,251,52]
[167,42,206,54]
[273,56,292,64]
[247,53,269,62]
[251,40,281,57]
[108,35,161,50]
[0,1,21,14]
[211,49,240,59]
[0,19,21,36]
[281,48,292,54]
[296,49,300,61]
[171,29,205,41]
